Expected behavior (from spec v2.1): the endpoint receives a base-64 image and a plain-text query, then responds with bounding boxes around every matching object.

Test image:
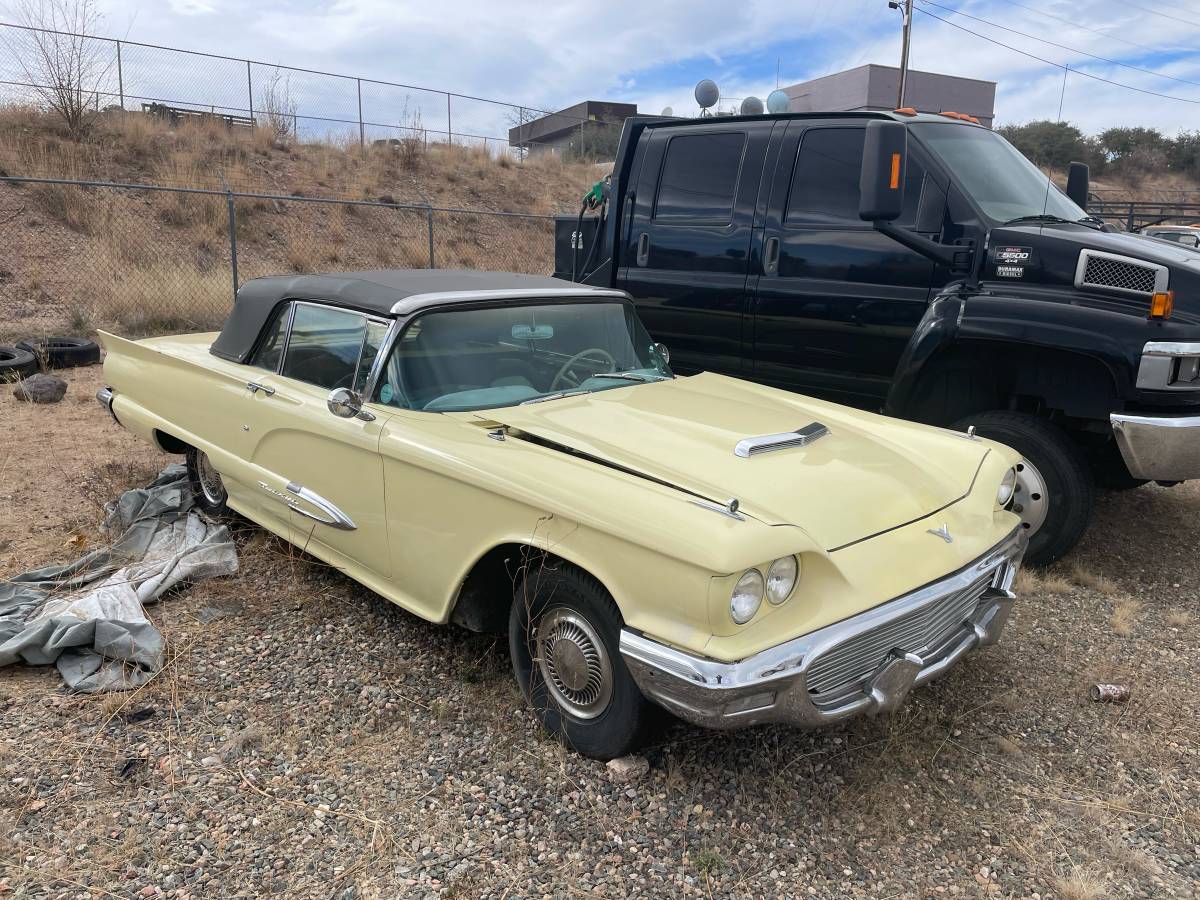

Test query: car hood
[478,372,991,551]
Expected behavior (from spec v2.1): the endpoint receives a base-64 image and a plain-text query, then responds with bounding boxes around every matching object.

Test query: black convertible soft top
[209,269,625,363]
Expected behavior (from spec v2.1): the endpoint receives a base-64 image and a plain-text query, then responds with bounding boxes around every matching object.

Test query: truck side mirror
[1066,161,1089,210]
[859,120,908,222]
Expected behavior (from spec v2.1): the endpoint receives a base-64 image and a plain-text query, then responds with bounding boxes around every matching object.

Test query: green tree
[997,120,1095,172]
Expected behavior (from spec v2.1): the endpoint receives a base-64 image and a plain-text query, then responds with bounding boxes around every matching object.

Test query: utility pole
[890,0,914,108]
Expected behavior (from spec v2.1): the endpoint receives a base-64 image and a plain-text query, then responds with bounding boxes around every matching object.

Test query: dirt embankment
[0,108,602,341]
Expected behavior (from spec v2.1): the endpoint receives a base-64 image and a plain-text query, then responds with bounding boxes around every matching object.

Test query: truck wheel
[186,447,230,516]
[510,563,657,760]
[954,412,1093,567]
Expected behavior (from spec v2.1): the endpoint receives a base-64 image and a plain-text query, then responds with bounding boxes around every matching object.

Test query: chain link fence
[0,175,559,339]
[0,21,623,159]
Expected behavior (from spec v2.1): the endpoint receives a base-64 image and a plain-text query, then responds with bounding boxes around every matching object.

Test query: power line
[913,8,1200,105]
[918,0,1200,90]
[1123,1,1200,29]
[981,0,1191,58]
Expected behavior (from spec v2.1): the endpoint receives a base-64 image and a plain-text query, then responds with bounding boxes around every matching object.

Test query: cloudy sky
[8,0,1200,140]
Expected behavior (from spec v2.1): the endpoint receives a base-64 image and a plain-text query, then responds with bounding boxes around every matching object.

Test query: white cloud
[82,0,1200,137]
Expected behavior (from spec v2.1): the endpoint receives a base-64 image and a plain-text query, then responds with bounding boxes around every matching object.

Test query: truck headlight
[997,467,1017,508]
[730,569,764,624]
[766,555,799,605]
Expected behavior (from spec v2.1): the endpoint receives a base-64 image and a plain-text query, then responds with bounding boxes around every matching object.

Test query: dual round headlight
[997,466,1017,508]
[730,556,800,624]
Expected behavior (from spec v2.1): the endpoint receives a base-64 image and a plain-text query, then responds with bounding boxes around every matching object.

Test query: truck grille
[806,570,996,706]
[1076,249,1165,297]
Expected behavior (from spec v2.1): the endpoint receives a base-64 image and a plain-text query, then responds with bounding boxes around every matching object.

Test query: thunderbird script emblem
[927,523,953,544]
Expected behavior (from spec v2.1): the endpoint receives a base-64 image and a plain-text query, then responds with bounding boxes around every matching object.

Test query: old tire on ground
[509,563,657,760]
[16,336,100,369]
[0,345,38,380]
[954,411,1093,567]
[186,447,230,516]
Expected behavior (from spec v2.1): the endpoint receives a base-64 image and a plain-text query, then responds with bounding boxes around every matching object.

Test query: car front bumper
[619,527,1026,730]
[1111,412,1200,482]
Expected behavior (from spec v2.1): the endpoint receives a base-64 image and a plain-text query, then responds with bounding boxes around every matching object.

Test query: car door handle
[764,236,780,274]
[246,382,275,396]
[636,232,649,267]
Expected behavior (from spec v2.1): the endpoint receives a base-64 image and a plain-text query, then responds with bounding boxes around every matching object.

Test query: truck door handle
[636,232,649,267]
[246,382,275,396]
[764,236,780,274]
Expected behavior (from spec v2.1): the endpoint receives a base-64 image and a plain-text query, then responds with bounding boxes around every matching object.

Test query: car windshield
[912,123,1087,225]
[373,300,672,412]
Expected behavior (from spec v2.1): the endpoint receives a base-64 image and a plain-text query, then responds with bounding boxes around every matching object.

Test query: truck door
[750,121,943,408]
[619,121,772,377]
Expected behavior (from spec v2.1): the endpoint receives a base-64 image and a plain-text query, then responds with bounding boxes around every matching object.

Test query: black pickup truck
[556,110,1200,565]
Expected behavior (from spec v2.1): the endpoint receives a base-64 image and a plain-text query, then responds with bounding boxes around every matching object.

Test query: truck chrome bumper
[1111,412,1200,481]
[619,528,1026,731]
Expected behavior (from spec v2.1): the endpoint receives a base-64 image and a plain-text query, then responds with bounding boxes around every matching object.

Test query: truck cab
[557,110,1200,565]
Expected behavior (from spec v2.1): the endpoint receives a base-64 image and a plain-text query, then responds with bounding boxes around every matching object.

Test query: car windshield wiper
[586,372,668,383]
[521,388,593,405]
[999,213,1077,227]
[1075,215,1106,230]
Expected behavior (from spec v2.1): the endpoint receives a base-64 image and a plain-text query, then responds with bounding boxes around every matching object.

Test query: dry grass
[90,260,232,334]
[1015,567,1073,594]
[1165,609,1191,628]
[1110,598,1143,637]
[1070,564,1116,595]
[1055,871,1108,900]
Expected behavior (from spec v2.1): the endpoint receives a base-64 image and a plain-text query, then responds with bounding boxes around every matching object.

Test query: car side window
[786,127,924,227]
[653,132,746,223]
[280,304,368,390]
[250,303,291,371]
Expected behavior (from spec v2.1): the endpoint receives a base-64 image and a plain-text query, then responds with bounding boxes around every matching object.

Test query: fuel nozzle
[583,176,609,211]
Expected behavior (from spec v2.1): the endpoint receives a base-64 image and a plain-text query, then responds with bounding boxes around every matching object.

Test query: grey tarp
[0,465,238,691]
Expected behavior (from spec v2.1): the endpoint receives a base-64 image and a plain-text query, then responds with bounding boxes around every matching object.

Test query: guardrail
[1086,198,1200,231]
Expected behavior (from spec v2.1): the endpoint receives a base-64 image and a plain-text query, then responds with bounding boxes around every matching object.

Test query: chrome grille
[806,570,996,704]
[1076,249,1165,297]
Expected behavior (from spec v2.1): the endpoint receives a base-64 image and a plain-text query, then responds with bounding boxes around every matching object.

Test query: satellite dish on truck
[694,79,719,114]
[766,89,790,113]
[740,96,764,115]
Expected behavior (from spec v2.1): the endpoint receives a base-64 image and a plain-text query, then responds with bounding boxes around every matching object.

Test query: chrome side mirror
[653,342,670,364]
[327,387,364,418]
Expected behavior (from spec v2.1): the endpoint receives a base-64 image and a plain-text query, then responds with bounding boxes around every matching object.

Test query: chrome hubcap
[535,607,613,719]
[195,452,226,506]
[1010,457,1049,536]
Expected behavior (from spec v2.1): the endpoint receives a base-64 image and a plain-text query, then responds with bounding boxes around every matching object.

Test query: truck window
[653,132,746,223]
[786,127,923,226]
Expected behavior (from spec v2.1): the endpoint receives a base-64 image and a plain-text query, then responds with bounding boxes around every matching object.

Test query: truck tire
[186,447,230,516]
[16,336,100,368]
[0,346,38,380]
[510,563,658,760]
[953,411,1093,567]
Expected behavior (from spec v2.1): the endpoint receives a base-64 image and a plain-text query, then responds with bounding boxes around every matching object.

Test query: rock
[13,373,67,403]
[605,755,649,784]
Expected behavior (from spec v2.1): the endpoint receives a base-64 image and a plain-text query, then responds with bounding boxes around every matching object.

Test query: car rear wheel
[954,411,1093,567]
[509,563,657,760]
[186,447,230,516]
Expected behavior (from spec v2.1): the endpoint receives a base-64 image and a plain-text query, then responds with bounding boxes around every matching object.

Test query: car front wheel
[509,562,657,760]
[954,411,1093,567]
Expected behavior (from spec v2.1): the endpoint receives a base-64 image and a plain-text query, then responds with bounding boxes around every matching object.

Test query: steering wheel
[551,348,617,390]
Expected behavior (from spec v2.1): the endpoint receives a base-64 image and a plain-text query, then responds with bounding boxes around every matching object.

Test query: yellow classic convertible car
[98,270,1026,759]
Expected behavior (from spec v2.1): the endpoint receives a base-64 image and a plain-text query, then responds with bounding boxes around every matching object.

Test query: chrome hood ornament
[927,523,953,543]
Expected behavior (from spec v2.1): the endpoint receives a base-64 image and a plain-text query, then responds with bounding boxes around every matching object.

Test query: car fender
[886,290,1134,418]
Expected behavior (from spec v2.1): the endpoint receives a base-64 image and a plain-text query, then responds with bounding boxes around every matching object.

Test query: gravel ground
[1,366,1198,898]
